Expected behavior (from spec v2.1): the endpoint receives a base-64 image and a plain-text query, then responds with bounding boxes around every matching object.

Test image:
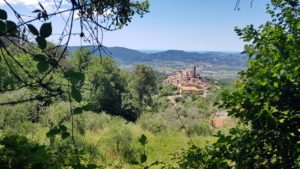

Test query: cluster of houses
[163,67,209,95]
[163,67,232,128]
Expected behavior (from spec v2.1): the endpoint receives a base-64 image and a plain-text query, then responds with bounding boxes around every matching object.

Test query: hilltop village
[163,67,209,96]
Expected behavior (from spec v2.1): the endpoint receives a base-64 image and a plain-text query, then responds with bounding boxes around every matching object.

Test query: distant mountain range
[68,46,247,67]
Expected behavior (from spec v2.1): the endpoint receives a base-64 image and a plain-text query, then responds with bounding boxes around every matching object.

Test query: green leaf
[0,20,6,34]
[0,9,7,20]
[33,54,47,61]
[86,164,98,169]
[46,127,61,137]
[130,160,140,165]
[274,82,279,88]
[33,54,49,73]
[33,9,42,13]
[40,22,52,38]
[27,24,39,36]
[66,70,85,85]
[74,107,83,115]
[36,36,47,49]
[37,60,49,73]
[279,119,285,123]
[61,132,70,139]
[71,86,82,102]
[59,125,67,132]
[139,134,148,145]
[149,161,160,167]
[6,20,17,35]
[261,81,268,86]
[82,104,92,111]
[140,154,147,163]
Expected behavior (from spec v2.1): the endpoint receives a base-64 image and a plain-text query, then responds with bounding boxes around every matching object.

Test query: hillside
[68,46,247,82]
[68,46,246,68]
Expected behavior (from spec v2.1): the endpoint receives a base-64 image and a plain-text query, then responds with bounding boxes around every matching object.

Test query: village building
[211,111,230,128]
[163,67,209,95]
[179,86,199,94]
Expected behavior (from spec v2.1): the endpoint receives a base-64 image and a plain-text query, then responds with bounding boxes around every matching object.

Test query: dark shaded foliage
[175,1,300,168]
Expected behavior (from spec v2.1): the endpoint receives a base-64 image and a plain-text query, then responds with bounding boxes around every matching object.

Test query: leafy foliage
[0,0,150,167]
[159,84,178,97]
[0,134,51,169]
[139,113,167,134]
[176,1,300,168]
[130,64,157,107]
[73,48,92,71]
[85,57,123,109]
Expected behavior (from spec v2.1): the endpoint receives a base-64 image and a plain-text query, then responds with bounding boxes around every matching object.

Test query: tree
[0,134,52,168]
[221,1,300,167]
[130,64,157,108]
[0,1,150,167]
[176,1,300,168]
[0,0,150,124]
[73,47,92,71]
[84,57,140,121]
[0,0,149,104]
[85,57,125,114]
[0,54,20,91]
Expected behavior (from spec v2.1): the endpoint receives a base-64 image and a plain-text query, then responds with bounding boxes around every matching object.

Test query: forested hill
[68,46,247,67]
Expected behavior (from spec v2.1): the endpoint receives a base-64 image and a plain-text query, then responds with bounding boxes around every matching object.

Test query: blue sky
[1,0,270,51]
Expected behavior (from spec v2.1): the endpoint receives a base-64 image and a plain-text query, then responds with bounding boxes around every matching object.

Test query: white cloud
[0,0,69,6]
[0,0,40,6]
[0,0,72,15]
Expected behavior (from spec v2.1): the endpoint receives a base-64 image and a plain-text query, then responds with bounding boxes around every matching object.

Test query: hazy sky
[1,0,270,51]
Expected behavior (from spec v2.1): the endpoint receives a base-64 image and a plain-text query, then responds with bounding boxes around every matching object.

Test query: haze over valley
[69,46,247,83]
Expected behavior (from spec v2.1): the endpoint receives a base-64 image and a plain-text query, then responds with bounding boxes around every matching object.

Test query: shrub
[80,112,112,132]
[185,119,212,136]
[151,96,169,112]
[0,134,52,168]
[107,125,137,162]
[41,102,69,127]
[159,84,178,97]
[174,96,184,103]
[0,102,38,135]
[138,113,167,134]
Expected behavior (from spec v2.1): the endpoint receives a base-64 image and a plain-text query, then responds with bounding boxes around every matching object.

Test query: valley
[68,46,247,84]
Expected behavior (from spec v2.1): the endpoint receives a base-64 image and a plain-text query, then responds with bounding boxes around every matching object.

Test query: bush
[0,102,38,135]
[0,134,52,169]
[138,113,167,134]
[107,125,137,162]
[151,96,169,112]
[185,119,212,136]
[159,84,178,97]
[41,102,69,127]
[174,96,184,103]
[79,112,112,132]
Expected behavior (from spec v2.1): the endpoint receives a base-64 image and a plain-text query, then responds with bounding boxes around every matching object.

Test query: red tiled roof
[180,86,199,91]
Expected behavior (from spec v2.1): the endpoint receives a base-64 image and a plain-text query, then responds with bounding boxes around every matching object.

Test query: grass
[20,110,218,168]
[0,90,232,168]
[80,121,217,168]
